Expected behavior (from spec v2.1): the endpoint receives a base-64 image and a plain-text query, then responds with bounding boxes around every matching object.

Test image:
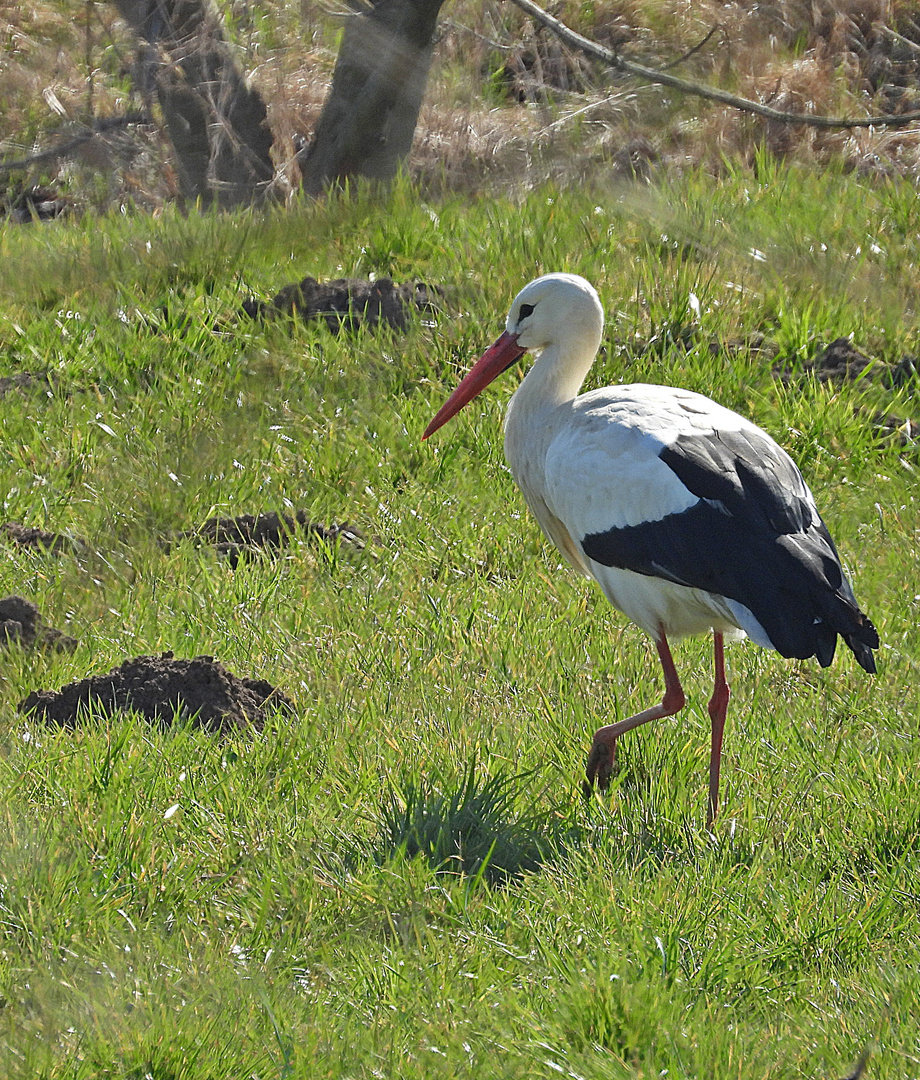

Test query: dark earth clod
[0,595,78,652]
[241,275,442,332]
[0,371,55,398]
[773,338,874,384]
[176,510,365,566]
[811,338,874,381]
[1,521,87,555]
[19,652,293,733]
[866,409,919,448]
[1,184,70,224]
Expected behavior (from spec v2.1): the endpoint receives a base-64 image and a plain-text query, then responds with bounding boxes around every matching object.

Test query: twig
[509,0,920,129]
[541,88,647,133]
[659,23,723,72]
[440,18,510,51]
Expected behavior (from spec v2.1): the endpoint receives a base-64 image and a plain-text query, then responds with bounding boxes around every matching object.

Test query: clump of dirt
[863,409,919,449]
[1,521,87,555]
[773,341,920,399]
[241,276,442,332]
[888,355,920,389]
[770,339,920,449]
[810,338,875,381]
[177,511,365,566]
[0,595,78,652]
[609,136,660,182]
[0,370,55,398]
[19,652,293,733]
[774,338,875,384]
[0,184,70,224]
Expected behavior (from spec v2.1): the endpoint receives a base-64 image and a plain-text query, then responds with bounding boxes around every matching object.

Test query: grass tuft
[378,760,562,885]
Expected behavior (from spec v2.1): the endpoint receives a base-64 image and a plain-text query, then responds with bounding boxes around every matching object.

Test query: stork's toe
[583,738,615,796]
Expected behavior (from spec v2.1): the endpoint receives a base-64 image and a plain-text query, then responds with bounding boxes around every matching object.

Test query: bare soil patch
[20,652,293,733]
[0,595,77,652]
[774,338,896,385]
[769,337,920,449]
[1,521,87,555]
[241,276,442,332]
[870,409,918,448]
[808,338,875,382]
[772,339,920,394]
[0,184,70,224]
[0,371,55,398]
[178,511,365,566]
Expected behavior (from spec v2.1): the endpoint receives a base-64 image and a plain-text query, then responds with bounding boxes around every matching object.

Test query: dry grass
[5,0,920,209]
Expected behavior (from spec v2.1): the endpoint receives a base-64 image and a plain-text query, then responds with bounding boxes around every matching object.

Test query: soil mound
[864,409,919,449]
[0,595,78,652]
[241,275,441,332]
[1,521,86,554]
[178,511,364,566]
[20,652,293,733]
[1,185,70,225]
[774,338,875,384]
[0,371,55,398]
[888,355,920,389]
[811,338,874,381]
[773,338,920,390]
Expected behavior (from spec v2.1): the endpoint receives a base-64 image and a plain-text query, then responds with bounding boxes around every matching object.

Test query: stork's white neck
[507,328,600,419]
[502,336,600,494]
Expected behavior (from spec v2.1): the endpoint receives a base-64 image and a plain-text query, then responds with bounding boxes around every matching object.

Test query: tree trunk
[112,0,275,207]
[298,0,446,195]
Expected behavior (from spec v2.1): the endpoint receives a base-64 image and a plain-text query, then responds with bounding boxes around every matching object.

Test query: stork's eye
[518,303,535,320]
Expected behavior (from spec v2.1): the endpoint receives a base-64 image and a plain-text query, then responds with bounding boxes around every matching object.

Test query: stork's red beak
[422,331,527,440]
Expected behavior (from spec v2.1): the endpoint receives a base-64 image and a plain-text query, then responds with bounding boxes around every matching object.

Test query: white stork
[423,273,878,824]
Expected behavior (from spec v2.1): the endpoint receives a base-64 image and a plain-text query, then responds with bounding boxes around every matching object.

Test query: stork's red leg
[706,631,730,827]
[584,634,685,795]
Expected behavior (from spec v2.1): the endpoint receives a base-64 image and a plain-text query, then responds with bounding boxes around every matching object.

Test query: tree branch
[509,0,920,130]
[0,114,151,176]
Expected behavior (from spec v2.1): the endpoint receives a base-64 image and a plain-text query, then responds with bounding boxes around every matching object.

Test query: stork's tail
[813,593,879,673]
[843,614,879,674]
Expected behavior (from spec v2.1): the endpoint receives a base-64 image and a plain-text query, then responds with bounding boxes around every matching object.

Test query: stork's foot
[582,738,615,798]
[582,637,685,802]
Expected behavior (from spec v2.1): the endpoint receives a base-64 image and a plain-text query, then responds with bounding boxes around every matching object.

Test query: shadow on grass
[375,750,765,889]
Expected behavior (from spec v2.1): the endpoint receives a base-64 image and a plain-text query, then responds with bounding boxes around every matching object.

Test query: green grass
[0,167,918,1078]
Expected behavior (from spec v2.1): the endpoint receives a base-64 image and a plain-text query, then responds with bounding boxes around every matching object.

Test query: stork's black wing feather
[581,428,878,670]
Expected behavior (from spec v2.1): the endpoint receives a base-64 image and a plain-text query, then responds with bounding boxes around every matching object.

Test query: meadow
[0,165,919,1077]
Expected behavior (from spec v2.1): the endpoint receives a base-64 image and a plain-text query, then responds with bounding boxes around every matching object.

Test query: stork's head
[504,272,604,355]
[423,273,604,440]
